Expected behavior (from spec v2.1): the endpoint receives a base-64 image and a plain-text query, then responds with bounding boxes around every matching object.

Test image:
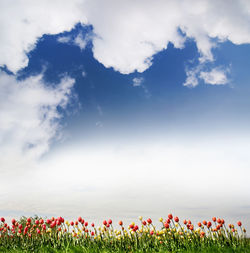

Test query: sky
[0,0,250,231]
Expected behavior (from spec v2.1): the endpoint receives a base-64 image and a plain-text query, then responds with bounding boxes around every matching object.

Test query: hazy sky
[0,0,250,231]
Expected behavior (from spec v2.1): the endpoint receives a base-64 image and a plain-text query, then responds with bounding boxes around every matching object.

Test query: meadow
[0,214,249,252]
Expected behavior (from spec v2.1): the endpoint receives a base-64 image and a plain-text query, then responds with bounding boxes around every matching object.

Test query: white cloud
[132,77,144,87]
[184,65,230,87]
[0,71,75,172]
[1,0,250,74]
[0,0,87,73]
[57,35,71,44]
[74,32,91,51]
[183,67,200,87]
[200,68,229,85]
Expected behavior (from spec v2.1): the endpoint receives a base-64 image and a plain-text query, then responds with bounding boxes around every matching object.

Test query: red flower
[164,222,169,229]
[11,219,16,225]
[91,231,95,236]
[212,217,216,222]
[150,230,154,235]
[174,216,179,223]
[27,217,31,223]
[147,218,152,224]
[129,224,134,229]
[198,222,202,227]
[40,219,44,224]
[202,220,207,225]
[237,221,242,227]
[91,223,95,227]
[78,217,82,222]
[70,221,74,226]
[0,217,5,223]
[183,219,187,225]
[217,218,221,224]
[75,221,78,226]
[84,222,88,227]
[168,214,173,220]
[142,221,147,226]
[35,220,39,225]
[118,221,123,226]
[207,221,212,228]
[134,225,138,231]
[103,220,107,226]
[46,219,51,224]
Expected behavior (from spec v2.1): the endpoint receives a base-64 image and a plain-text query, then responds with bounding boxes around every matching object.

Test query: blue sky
[0,0,250,230]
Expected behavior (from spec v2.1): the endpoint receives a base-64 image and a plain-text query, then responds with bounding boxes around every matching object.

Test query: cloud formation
[1,0,250,75]
[184,65,230,87]
[200,68,229,85]
[0,71,75,172]
[132,77,144,87]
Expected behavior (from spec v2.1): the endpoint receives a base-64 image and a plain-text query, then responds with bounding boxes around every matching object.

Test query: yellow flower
[138,216,143,221]
[159,217,163,222]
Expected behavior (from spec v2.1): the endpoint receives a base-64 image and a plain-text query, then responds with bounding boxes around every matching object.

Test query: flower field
[0,214,249,252]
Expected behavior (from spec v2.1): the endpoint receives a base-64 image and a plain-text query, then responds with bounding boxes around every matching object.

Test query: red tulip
[217,218,221,224]
[198,222,202,227]
[70,221,74,226]
[164,222,169,229]
[91,231,95,236]
[103,220,107,226]
[78,217,82,222]
[84,222,88,227]
[147,218,152,224]
[91,223,95,227]
[174,216,179,223]
[183,219,187,225]
[142,220,147,226]
[207,221,212,228]
[212,217,216,222]
[27,218,31,223]
[108,219,112,225]
[202,220,207,225]
[0,217,5,223]
[150,230,154,235]
[11,219,16,225]
[119,221,123,226]
[168,214,173,220]
[237,221,242,227]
